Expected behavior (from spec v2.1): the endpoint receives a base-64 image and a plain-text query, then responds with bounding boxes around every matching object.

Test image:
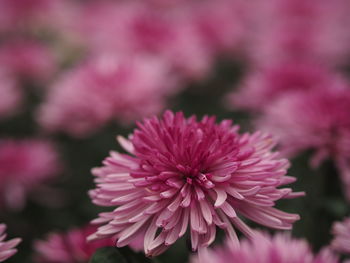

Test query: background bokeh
[0,0,349,262]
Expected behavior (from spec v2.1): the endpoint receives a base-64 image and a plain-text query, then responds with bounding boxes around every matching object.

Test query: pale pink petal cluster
[246,0,350,66]
[191,232,338,263]
[33,225,113,263]
[0,224,21,262]
[37,54,177,137]
[0,69,22,119]
[29,0,247,137]
[331,217,350,255]
[89,110,302,257]
[67,0,245,80]
[0,0,60,33]
[188,0,246,55]
[0,139,60,210]
[257,87,350,200]
[227,63,345,111]
[70,1,210,79]
[0,40,56,82]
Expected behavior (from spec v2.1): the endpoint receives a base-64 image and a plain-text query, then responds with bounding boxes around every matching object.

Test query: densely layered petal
[0,224,21,262]
[89,111,302,256]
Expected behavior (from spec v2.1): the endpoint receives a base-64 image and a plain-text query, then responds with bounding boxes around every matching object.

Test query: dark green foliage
[89,247,156,263]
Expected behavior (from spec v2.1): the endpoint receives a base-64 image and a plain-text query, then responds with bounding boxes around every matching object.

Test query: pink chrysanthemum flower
[89,110,303,257]
[33,225,113,263]
[0,40,56,82]
[189,0,246,55]
[226,62,346,112]
[0,224,21,262]
[0,139,60,210]
[190,232,339,263]
[73,1,214,80]
[331,217,350,255]
[0,0,60,33]
[0,69,22,119]
[0,0,59,33]
[37,54,177,137]
[247,0,350,66]
[257,88,350,200]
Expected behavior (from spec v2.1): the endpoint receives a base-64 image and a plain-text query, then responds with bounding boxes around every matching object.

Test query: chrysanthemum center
[175,164,214,189]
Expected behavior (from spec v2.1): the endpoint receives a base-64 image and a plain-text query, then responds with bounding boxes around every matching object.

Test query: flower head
[190,232,338,263]
[331,217,350,255]
[189,0,246,54]
[0,224,21,262]
[0,69,22,119]
[257,87,350,199]
[247,0,350,66]
[0,139,60,210]
[227,62,346,112]
[0,40,56,82]
[72,1,214,80]
[33,225,113,263]
[89,110,303,256]
[0,0,60,33]
[37,54,177,137]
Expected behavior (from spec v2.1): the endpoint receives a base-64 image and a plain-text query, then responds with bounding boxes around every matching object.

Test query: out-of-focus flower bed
[0,0,349,262]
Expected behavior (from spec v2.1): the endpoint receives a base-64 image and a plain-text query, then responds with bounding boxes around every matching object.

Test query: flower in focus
[0,224,21,262]
[190,232,339,263]
[0,139,60,210]
[331,217,350,255]
[226,62,346,112]
[33,225,113,263]
[257,88,350,200]
[37,54,178,137]
[89,110,303,257]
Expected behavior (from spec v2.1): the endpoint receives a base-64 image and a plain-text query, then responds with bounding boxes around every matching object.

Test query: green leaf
[89,247,127,263]
[89,247,158,263]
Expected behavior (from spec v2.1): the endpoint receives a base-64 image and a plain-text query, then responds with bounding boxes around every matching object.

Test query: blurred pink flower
[0,40,56,82]
[257,88,350,200]
[71,1,215,79]
[247,0,350,66]
[159,21,214,80]
[0,139,60,210]
[331,217,350,255]
[143,0,195,7]
[0,70,22,119]
[0,224,21,262]
[89,110,303,257]
[191,232,338,263]
[33,225,113,263]
[189,0,246,55]
[37,54,177,137]
[227,62,346,112]
[0,0,60,33]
